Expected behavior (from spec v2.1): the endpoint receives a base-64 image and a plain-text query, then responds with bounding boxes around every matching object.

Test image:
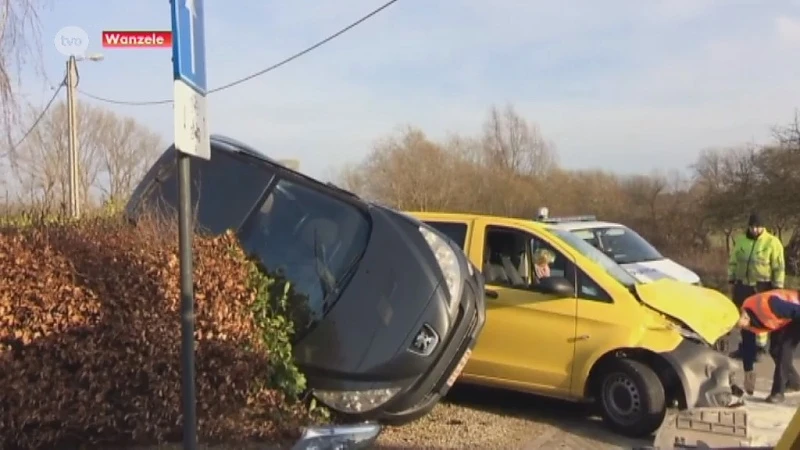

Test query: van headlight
[419,225,464,307]
[313,388,401,413]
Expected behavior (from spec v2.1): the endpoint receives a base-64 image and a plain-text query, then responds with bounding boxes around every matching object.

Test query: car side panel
[570,299,683,397]
[458,218,577,396]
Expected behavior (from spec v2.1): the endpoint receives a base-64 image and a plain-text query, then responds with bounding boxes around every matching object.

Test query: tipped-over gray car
[125,135,486,425]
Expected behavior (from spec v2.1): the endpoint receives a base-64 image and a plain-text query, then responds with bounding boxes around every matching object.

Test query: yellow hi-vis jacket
[728,231,785,288]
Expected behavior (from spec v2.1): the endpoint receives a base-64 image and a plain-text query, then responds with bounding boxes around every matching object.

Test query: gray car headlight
[418,225,464,307]
[291,423,382,450]
[313,387,401,414]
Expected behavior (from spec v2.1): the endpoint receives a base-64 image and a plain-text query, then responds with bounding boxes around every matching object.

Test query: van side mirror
[534,276,575,297]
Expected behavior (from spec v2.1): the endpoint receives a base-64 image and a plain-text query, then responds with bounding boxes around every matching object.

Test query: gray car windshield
[134,147,371,339]
[238,179,371,338]
[547,228,638,288]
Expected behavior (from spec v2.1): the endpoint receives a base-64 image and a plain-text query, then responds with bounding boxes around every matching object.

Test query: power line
[78,89,172,106]
[7,76,67,152]
[78,0,400,106]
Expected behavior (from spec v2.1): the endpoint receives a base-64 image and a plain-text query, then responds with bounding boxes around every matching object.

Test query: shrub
[0,217,311,449]
[675,248,800,293]
[674,248,730,292]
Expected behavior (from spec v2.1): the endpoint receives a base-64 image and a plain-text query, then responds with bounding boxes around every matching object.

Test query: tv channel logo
[54,26,89,57]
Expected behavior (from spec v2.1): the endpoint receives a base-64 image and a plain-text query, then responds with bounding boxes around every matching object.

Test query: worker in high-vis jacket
[737,289,800,402]
[728,213,785,380]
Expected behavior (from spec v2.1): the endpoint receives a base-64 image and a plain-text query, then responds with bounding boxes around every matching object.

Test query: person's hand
[737,310,750,328]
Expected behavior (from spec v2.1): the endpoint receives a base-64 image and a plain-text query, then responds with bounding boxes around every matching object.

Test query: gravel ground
[374,385,650,449]
[375,400,540,449]
[123,385,652,449]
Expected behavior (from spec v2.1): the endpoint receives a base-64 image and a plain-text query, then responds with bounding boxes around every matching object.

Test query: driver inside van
[533,248,555,282]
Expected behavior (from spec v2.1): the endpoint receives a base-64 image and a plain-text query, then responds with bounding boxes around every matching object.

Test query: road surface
[377,337,800,449]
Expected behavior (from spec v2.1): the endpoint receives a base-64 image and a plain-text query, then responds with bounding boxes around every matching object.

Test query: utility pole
[63,53,103,219]
[65,55,80,219]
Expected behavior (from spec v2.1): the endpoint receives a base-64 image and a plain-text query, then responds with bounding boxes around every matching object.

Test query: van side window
[577,269,613,303]
[529,238,575,283]
[531,237,613,303]
[482,226,530,288]
[483,226,575,291]
[424,221,468,250]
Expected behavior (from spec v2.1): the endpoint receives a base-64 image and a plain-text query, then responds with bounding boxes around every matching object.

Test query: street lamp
[76,53,104,62]
[65,52,103,218]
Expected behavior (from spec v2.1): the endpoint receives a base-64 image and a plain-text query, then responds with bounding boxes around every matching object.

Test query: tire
[597,358,666,438]
[379,399,437,426]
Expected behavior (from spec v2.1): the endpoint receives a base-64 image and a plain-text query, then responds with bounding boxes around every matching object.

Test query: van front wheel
[598,358,666,437]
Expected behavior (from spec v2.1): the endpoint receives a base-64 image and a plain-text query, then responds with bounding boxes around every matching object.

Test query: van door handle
[574,334,590,341]
[484,289,499,299]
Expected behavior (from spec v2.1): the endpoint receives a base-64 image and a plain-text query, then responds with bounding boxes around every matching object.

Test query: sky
[14,0,800,180]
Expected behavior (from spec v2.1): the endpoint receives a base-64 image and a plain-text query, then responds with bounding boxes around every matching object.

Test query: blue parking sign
[171,0,207,94]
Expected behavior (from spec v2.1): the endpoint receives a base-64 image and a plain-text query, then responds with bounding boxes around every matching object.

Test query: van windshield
[133,146,371,339]
[571,226,663,264]
[547,228,638,288]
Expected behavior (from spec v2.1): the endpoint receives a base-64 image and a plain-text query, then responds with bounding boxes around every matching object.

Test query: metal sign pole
[170,0,209,448]
[176,151,196,450]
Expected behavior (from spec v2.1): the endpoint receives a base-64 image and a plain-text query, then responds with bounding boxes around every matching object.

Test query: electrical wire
[9,75,67,151]
[77,0,400,106]
[78,89,172,106]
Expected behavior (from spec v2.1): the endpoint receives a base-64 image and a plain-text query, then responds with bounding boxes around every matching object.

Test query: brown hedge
[0,217,305,449]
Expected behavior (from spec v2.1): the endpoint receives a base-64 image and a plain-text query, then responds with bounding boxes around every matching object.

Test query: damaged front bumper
[660,339,739,408]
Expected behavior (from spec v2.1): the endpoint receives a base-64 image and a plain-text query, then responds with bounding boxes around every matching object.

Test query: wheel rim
[601,372,642,425]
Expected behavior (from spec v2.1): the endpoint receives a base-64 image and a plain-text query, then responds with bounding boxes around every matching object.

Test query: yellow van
[409,212,740,437]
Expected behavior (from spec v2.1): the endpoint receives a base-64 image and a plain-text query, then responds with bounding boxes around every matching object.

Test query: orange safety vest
[742,289,800,333]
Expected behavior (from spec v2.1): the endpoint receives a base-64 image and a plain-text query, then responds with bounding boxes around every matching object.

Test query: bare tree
[692,146,762,251]
[341,126,463,211]
[1,0,48,154]
[479,104,558,177]
[338,106,800,274]
[693,148,726,192]
[620,172,668,237]
[11,101,70,211]
[10,100,162,210]
[98,114,162,204]
[771,109,800,152]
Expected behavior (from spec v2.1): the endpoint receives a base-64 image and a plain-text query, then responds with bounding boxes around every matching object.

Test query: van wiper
[636,256,665,263]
